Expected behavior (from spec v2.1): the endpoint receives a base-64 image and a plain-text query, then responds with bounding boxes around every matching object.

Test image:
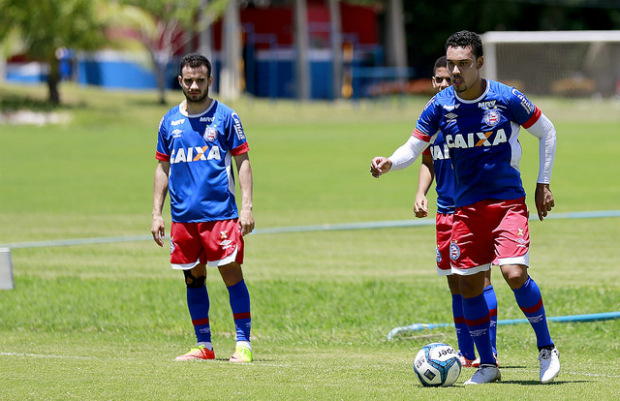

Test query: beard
[183,87,209,104]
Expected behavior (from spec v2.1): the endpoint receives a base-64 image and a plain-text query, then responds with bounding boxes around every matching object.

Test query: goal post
[481,30,620,98]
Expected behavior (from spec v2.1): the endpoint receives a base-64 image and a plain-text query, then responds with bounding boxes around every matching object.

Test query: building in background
[5,0,411,100]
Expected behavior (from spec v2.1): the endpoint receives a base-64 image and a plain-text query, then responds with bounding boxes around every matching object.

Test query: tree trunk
[156,61,167,105]
[47,55,61,105]
[385,0,407,70]
[328,0,342,100]
[294,0,310,100]
[198,0,214,64]
[220,0,241,100]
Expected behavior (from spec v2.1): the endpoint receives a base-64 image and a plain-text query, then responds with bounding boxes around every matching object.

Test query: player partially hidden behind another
[152,53,255,363]
[371,31,560,384]
[415,56,498,368]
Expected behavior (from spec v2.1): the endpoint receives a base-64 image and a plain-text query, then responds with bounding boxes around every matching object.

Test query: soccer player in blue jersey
[371,31,560,384]
[151,53,255,363]
[414,56,498,369]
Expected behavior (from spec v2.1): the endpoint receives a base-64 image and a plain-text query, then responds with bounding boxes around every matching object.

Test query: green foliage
[120,0,201,26]
[1,84,620,399]
[4,0,107,58]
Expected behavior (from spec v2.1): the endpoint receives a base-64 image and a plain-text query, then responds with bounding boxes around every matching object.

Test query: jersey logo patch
[449,241,461,261]
[204,126,218,142]
[170,146,221,163]
[483,109,501,126]
[231,112,245,141]
[445,129,508,149]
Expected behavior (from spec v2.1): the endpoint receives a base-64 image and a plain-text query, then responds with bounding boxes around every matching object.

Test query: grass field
[1,83,620,400]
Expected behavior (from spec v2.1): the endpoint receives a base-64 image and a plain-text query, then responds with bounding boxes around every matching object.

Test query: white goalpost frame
[481,30,620,96]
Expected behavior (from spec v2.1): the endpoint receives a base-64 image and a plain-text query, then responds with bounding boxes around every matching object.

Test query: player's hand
[535,183,555,221]
[370,157,392,178]
[239,209,255,236]
[151,215,166,247]
[414,195,428,218]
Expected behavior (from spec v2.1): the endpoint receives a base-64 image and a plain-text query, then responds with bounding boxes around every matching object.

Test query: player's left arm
[234,152,255,236]
[523,109,557,221]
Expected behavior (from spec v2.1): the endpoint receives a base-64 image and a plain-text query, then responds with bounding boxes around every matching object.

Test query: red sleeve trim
[412,128,432,142]
[521,106,541,129]
[230,142,250,156]
[422,147,431,156]
[156,151,170,162]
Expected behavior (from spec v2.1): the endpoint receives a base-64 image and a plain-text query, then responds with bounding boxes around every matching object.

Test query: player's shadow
[500,380,581,385]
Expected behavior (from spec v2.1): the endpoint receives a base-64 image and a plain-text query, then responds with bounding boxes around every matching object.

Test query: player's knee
[502,270,528,289]
[183,270,206,288]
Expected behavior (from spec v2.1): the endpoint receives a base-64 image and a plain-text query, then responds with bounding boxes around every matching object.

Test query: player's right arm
[414,154,434,218]
[152,161,170,247]
[371,97,440,178]
[370,134,430,178]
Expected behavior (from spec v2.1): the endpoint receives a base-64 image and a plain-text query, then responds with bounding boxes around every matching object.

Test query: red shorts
[435,213,454,276]
[170,219,244,270]
[450,197,530,275]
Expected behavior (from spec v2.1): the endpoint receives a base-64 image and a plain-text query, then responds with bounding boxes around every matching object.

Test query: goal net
[481,30,620,98]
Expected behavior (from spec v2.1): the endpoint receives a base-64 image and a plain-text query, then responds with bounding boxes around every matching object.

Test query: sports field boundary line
[2,209,619,250]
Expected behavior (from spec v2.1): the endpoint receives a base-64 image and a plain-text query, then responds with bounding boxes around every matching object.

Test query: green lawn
[1,83,619,400]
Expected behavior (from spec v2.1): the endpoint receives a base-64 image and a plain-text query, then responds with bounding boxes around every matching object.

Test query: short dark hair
[179,53,212,77]
[445,30,483,58]
[433,56,447,75]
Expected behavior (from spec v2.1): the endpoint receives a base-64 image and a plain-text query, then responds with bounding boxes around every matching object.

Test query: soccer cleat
[175,344,215,361]
[539,346,560,383]
[464,364,501,385]
[458,352,477,368]
[229,343,253,363]
[472,354,499,368]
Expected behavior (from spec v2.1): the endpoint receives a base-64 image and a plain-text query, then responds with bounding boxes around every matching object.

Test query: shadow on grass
[0,90,88,112]
[500,379,578,385]
[0,92,58,112]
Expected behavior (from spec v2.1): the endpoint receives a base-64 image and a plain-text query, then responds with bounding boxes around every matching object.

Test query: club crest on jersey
[449,241,461,261]
[204,126,218,142]
[483,108,501,126]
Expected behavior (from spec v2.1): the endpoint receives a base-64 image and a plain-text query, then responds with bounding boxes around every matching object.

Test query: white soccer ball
[413,342,462,387]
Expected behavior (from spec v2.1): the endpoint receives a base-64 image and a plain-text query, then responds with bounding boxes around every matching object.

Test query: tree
[328,0,343,100]
[119,0,229,104]
[293,0,311,100]
[0,0,116,104]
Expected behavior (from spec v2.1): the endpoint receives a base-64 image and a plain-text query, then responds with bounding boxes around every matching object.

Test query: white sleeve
[525,112,556,184]
[388,135,430,171]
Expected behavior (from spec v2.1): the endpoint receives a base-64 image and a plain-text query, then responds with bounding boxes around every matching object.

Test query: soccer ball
[413,342,462,387]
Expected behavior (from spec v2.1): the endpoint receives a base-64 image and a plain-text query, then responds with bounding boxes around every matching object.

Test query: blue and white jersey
[424,130,456,214]
[414,80,541,208]
[156,100,249,223]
